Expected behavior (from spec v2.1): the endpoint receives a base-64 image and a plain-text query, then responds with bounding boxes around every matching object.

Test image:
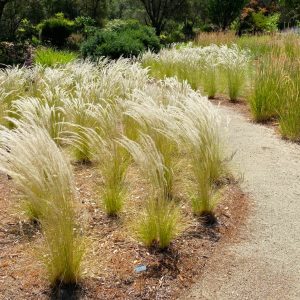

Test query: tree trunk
[0,2,7,22]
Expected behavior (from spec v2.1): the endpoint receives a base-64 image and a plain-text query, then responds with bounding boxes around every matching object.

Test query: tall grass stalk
[41,195,84,286]
[90,130,129,216]
[141,44,250,101]
[220,45,249,102]
[119,133,170,200]
[279,66,300,141]
[202,66,217,99]
[0,123,73,219]
[249,55,286,122]
[34,48,78,67]
[64,98,99,162]
[99,142,129,216]
[279,88,300,141]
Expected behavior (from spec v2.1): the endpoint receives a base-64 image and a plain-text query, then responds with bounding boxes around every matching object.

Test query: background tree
[208,0,249,30]
[0,0,12,21]
[280,0,300,25]
[107,0,144,21]
[76,0,107,25]
[237,0,280,34]
[139,0,187,34]
[41,0,79,19]
[0,0,45,40]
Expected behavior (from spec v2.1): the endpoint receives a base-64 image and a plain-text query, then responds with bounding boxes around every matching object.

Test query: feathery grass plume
[119,133,183,248]
[0,123,73,219]
[219,44,250,102]
[0,123,84,284]
[0,59,148,115]
[68,103,129,216]
[201,60,218,99]
[122,90,179,198]
[99,141,129,216]
[88,130,129,216]
[141,44,250,100]
[167,91,224,217]
[0,66,36,128]
[119,133,168,199]
[61,58,149,105]
[11,97,65,142]
[139,77,193,107]
[63,98,99,162]
[0,88,14,125]
[41,193,84,286]
[94,58,149,104]
[0,66,28,101]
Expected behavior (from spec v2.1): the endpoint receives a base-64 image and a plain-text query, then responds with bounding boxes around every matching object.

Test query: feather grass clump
[119,133,183,248]
[159,89,225,219]
[0,122,84,285]
[219,45,250,102]
[0,57,227,266]
[63,98,99,162]
[141,44,251,101]
[138,198,182,249]
[122,90,179,198]
[67,103,130,216]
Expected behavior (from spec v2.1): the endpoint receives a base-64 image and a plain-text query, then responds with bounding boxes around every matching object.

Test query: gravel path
[183,106,300,300]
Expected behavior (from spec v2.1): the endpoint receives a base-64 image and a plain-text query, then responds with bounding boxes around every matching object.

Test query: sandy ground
[183,106,300,300]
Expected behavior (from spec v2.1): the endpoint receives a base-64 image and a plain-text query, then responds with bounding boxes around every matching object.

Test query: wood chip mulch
[0,162,249,300]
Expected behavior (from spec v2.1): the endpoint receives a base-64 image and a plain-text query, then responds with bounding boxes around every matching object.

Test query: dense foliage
[0,0,299,45]
[81,20,161,59]
[0,0,299,65]
[39,13,75,47]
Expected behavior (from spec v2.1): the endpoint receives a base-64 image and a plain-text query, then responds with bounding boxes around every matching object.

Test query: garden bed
[0,162,249,299]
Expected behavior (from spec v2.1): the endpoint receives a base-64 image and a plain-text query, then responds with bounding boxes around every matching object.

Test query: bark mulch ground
[0,162,249,300]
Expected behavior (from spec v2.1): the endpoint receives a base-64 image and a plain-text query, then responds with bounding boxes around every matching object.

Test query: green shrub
[160,20,185,45]
[81,20,161,59]
[39,13,75,47]
[16,19,39,43]
[74,16,97,37]
[251,12,280,34]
